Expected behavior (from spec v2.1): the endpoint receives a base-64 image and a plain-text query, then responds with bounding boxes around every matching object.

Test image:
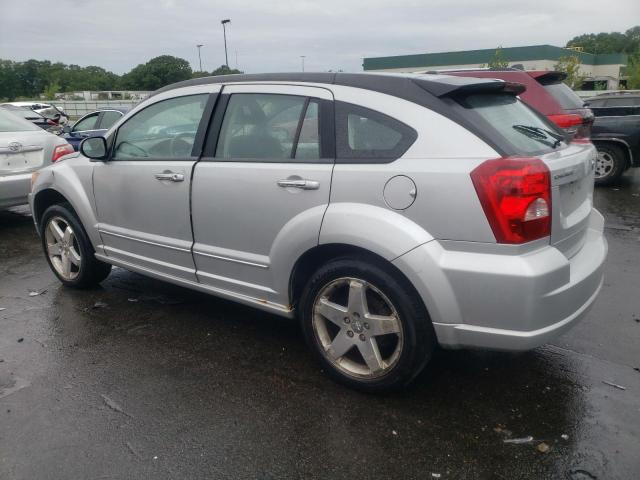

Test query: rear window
[0,109,40,132]
[542,83,584,110]
[458,94,564,155]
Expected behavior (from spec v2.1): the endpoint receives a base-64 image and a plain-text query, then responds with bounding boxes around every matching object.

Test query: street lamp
[300,55,306,72]
[221,19,231,68]
[196,44,204,72]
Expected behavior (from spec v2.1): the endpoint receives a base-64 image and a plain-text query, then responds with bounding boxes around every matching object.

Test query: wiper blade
[513,124,564,148]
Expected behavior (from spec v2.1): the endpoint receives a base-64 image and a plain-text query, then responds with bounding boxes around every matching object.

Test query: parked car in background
[0,101,68,121]
[0,108,73,209]
[434,68,594,142]
[30,73,606,392]
[0,104,51,130]
[584,92,640,184]
[60,108,129,151]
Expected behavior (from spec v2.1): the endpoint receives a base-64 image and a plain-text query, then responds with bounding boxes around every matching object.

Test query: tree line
[0,55,241,101]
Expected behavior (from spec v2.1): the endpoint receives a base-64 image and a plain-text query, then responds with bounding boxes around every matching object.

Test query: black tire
[594,143,626,186]
[40,203,111,288]
[299,255,435,392]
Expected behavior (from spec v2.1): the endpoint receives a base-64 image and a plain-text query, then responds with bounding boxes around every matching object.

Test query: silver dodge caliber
[30,73,607,391]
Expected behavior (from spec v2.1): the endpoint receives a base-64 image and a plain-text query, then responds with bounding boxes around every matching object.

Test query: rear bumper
[0,173,31,209]
[393,209,607,351]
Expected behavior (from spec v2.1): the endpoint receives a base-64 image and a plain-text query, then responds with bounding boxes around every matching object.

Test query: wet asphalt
[1,172,639,480]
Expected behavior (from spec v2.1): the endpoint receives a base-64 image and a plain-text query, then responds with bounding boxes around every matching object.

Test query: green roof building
[363,45,628,90]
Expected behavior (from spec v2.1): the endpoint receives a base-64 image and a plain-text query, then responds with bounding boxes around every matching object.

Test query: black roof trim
[151,72,514,100]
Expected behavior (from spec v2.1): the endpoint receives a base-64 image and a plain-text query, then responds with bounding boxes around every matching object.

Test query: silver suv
[30,73,607,391]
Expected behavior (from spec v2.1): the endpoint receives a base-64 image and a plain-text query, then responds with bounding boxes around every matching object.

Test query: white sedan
[0,108,73,209]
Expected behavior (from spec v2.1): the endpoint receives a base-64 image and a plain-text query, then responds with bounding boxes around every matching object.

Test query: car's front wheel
[300,256,435,392]
[41,203,111,288]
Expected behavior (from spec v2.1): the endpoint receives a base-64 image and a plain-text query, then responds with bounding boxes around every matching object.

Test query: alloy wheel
[44,216,81,281]
[595,151,614,179]
[312,277,404,379]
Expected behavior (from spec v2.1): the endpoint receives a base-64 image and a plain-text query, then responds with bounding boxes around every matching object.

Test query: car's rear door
[191,84,334,309]
[92,87,219,281]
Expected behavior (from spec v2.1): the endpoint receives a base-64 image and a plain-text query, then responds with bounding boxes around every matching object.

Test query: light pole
[300,55,306,72]
[196,44,204,72]
[221,19,231,68]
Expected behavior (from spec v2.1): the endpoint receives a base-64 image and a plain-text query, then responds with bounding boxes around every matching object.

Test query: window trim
[107,93,215,162]
[201,92,334,164]
[334,101,417,164]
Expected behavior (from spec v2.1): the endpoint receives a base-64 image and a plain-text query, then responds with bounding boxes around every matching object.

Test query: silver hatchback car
[30,73,607,391]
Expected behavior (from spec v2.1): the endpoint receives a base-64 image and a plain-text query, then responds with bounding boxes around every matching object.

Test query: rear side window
[215,93,322,162]
[458,94,564,155]
[542,83,584,110]
[335,102,416,163]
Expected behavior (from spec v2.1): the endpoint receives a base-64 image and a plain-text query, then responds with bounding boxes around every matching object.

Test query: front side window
[73,113,99,132]
[100,110,123,130]
[335,102,417,161]
[113,94,208,160]
[215,93,320,161]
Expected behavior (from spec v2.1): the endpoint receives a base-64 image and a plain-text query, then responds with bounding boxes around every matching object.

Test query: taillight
[470,157,551,244]
[46,119,57,125]
[547,113,592,142]
[51,143,74,162]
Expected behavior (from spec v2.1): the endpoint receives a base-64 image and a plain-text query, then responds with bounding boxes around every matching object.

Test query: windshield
[458,93,565,155]
[0,108,41,132]
[542,83,584,110]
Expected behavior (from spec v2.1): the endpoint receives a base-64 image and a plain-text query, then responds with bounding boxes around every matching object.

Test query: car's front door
[191,84,335,308]
[93,89,218,281]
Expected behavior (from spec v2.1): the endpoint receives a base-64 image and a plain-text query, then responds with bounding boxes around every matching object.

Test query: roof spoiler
[413,76,526,97]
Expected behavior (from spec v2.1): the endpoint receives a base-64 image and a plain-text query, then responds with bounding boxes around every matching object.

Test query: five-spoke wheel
[45,216,82,281]
[300,256,435,392]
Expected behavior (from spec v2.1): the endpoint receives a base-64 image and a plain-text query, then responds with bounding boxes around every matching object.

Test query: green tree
[120,55,192,90]
[43,82,61,100]
[567,25,640,54]
[210,65,242,76]
[487,47,509,69]
[626,57,640,89]
[554,56,587,90]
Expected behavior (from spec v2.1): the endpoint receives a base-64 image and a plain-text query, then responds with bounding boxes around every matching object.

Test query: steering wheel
[117,141,149,158]
[170,132,195,157]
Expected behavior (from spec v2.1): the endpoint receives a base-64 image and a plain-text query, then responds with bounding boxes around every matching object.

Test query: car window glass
[0,109,40,132]
[113,94,208,160]
[294,101,320,160]
[216,94,306,159]
[73,113,99,132]
[335,102,416,160]
[100,110,123,129]
[605,98,635,107]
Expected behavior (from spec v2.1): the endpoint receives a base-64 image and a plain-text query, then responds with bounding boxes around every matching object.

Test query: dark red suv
[437,69,593,142]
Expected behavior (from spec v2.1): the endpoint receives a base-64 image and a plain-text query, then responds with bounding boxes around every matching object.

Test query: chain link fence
[50,100,140,119]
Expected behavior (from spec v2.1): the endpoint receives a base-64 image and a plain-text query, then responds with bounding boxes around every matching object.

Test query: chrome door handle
[277,179,320,190]
[155,172,184,182]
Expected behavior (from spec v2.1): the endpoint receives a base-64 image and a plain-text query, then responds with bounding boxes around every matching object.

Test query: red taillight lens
[547,113,592,142]
[471,157,551,244]
[51,143,74,163]
[46,119,56,125]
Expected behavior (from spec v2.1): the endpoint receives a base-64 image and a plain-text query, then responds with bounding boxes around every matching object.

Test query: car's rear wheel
[41,203,111,288]
[594,144,626,186]
[299,256,435,392]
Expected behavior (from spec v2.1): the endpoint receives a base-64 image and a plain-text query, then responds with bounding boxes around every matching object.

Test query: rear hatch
[441,84,595,257]
[531,72,594,141]
[540,143,595,258]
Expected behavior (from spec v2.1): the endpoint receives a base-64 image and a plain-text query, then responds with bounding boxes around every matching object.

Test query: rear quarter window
[335,101,417,163]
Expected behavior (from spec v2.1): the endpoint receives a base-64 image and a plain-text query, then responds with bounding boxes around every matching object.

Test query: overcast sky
[1,0,638,74]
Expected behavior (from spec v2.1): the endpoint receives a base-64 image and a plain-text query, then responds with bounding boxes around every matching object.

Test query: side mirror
[80,136,108,161]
